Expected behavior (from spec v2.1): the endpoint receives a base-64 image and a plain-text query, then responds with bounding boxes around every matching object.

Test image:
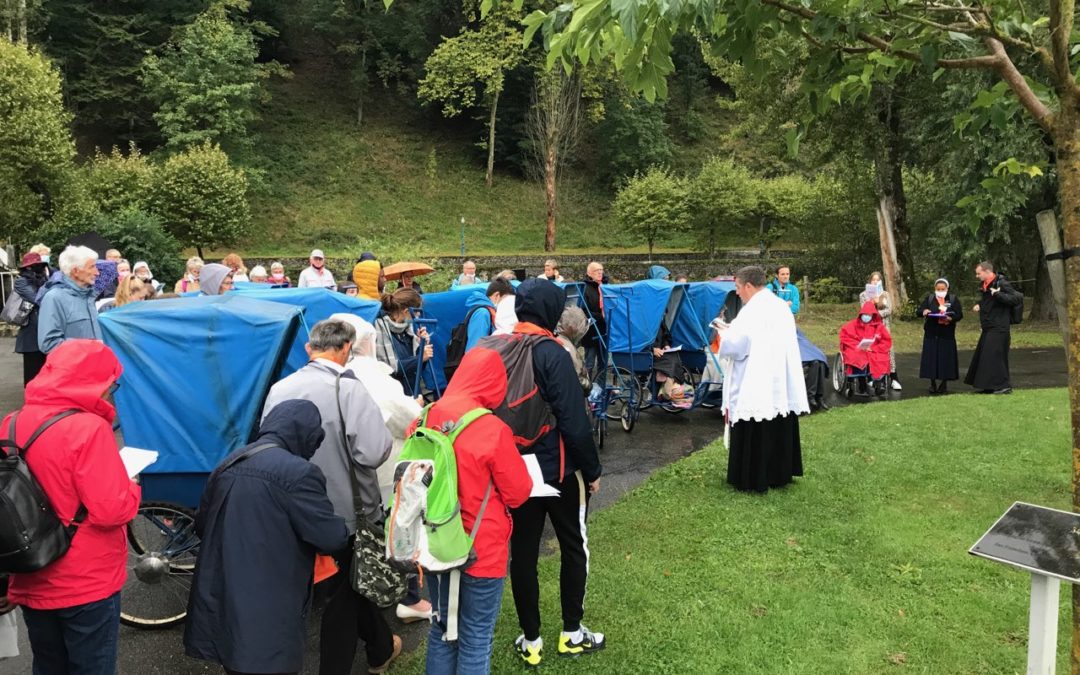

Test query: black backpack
[0,410,87,574]
[1010,290,1025,325]
[444,305,496,381]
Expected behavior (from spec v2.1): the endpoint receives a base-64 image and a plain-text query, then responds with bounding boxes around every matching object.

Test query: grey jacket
[37,274,102,354]
[262,360,392,531]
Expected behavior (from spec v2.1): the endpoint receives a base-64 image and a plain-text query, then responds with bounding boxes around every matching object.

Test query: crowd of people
[1,241,1026,675]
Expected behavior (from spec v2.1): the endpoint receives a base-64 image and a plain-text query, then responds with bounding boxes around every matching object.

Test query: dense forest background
[0,0,1060,314]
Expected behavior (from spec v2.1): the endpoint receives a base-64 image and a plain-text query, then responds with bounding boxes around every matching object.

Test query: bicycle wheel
[121,502,200,629]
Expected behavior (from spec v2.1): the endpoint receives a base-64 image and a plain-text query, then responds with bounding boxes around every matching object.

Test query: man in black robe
[964,260,1023,394]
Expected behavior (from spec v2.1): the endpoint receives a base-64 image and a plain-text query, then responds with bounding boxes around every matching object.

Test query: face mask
[860,315,872,323]
[40,255,50,265]
[272,272,284,280]
[935,290,947,299]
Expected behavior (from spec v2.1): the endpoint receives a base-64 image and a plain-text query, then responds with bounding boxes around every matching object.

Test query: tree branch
[985,36,1055,132]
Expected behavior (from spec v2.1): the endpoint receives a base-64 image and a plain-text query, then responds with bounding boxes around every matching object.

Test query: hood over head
[439,348,508,412]
[647,265,671,280]
[133,261,153,279]
[857,300,882,322]
[256,399,325,461]
[329,312,377,360]
[24,340,123,422]
[465,289,495,311]
[353,260,381,300]
[200,263,232,296]
[514,278,565,332]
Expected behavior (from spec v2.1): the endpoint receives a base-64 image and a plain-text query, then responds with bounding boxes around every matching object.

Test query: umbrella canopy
[383,261,434,281]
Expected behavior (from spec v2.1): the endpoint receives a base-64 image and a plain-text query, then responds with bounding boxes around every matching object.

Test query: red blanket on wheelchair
[839,301,893,379]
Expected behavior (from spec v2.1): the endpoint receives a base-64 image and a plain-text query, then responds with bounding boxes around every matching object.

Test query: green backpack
[385,406,492,575]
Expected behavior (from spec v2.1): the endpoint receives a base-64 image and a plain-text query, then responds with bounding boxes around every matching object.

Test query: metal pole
[460,216,465,258]
[1027,573,1060,674]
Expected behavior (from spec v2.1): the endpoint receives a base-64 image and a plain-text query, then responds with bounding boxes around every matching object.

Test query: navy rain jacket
[184,399,349,674]
[515,279,602,484]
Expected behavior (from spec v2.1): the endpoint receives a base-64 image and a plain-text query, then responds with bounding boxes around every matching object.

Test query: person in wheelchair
[652,321,692,407]
[839,301,894,396]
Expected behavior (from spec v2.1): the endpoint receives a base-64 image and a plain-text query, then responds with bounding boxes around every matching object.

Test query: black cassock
[964,275,1022,390]
[916,292,963,381]
[652,321,684,382]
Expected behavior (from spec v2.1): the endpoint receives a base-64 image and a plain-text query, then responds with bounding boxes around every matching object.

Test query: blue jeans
[426,574,505,675]
[21,592,121,675]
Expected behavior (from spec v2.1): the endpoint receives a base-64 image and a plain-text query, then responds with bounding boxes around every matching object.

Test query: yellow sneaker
[558,626,606,657]
[513,635,543,668]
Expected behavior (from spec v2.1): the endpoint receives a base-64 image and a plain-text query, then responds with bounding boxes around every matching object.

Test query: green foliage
[417,9,523,117]
[35,0,208,144]
[80,145,156,215]
[0,40,76,248]
[804,276,849,304]
[141,0,284,152]
[94,208,186,283]
[689,157,758,254]
[595,94,673,189]
[613,166,689,255]
[149,142,250,251]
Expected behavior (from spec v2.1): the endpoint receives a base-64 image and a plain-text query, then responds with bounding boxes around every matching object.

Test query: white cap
[310,249,325,259]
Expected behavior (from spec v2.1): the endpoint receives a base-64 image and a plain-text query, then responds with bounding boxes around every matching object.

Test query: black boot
[929,379,939,394]
[938,381,948,395]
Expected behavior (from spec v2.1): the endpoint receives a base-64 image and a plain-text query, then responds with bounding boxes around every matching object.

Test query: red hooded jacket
[409,348,531,578]
[839,301,894,379]
[2,340,141,609]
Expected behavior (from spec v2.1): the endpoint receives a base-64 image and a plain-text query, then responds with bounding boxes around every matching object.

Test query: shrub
[150,142,250,254]
[806,277,851,304]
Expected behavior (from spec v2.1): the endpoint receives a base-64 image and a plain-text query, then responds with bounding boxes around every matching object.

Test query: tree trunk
[544,138,557,251]
[196,245,205,260]
[1054,106,1080,675]
[486,89,499,188]
[4,0,12,42]
[16,0,25,43]
[872,87,916,305]
[1031,249,1058,322]
[1036,210,1070,342]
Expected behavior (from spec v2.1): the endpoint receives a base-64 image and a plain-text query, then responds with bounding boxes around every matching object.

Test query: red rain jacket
[2,340,141,610]
[409,348,531,578]
[839,301,894,379]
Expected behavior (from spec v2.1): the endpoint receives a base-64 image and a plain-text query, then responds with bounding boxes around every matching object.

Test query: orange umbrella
[382,261,434,281]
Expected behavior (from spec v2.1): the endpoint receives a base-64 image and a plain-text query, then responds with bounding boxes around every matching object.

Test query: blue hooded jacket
[37,274,102,354]
[184,400,348,673]
[647,265,671,280]
[464,290,496,352]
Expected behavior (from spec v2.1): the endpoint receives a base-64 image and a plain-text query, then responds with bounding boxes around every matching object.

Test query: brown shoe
[369,635,403,673]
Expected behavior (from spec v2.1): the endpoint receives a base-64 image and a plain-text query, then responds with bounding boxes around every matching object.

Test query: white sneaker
[395,601,432,623]
[891,379,903,391]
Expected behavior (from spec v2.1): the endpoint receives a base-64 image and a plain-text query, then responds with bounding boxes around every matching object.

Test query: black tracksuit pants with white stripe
[510,471,591,640]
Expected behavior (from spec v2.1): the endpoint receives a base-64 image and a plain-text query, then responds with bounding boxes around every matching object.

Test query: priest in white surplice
[716,265,809,492]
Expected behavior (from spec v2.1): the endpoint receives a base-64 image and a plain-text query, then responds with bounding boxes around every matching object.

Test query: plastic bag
[0,611,18,658]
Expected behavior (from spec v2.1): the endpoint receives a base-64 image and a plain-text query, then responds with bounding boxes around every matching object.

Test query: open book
[857,337,876,350]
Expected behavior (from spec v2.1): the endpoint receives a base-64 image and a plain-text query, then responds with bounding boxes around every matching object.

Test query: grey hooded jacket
[261,360,392,530]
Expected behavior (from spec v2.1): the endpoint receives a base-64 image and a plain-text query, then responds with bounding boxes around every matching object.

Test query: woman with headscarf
[374,289,433,397]
[916,278,963,395]
[199,263,235,296]
[327,313,431,625]
[132,261,164,296]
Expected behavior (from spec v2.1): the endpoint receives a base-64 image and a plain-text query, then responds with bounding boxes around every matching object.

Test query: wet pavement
[0,338,1068,674]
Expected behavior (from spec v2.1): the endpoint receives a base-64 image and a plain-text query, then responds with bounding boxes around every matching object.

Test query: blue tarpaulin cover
[100,295,302,505]
[230,286,380,377]
[601,280,679,353]
[420,286,489,391]
[671,281,736,350]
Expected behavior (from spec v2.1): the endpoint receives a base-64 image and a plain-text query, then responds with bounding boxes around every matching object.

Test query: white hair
[59,245,98,275]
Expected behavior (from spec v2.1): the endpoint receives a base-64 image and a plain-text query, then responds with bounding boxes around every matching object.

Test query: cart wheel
[621,401,636,432]
[121,502,200,629]
[831,353,845,394]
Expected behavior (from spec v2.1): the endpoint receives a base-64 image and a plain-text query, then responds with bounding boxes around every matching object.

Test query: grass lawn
[396,388,1073,674]
[798,303,1065,352]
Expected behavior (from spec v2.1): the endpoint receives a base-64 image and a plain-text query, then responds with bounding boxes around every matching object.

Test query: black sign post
[970,502,1080,674]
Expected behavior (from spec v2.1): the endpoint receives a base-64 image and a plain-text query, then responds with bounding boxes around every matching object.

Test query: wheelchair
[830,352,895,400]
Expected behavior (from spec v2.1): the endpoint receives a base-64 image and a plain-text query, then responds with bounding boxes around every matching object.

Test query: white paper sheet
[119,447,159,478]
[857,338,875,350]
[522,454,560,498]
[662,345,683,353]
[0,611,18,658]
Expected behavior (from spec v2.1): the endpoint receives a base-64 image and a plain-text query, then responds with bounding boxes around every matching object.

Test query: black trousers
[318,544,394,675]
[510,471,591,640]
[803,360,826,403]
[22,350,46,386]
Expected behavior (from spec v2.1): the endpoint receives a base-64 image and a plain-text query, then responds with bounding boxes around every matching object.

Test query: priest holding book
[716,266,809,493]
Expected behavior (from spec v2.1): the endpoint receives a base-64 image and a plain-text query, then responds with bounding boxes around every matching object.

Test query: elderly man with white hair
[37,246,103,354]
